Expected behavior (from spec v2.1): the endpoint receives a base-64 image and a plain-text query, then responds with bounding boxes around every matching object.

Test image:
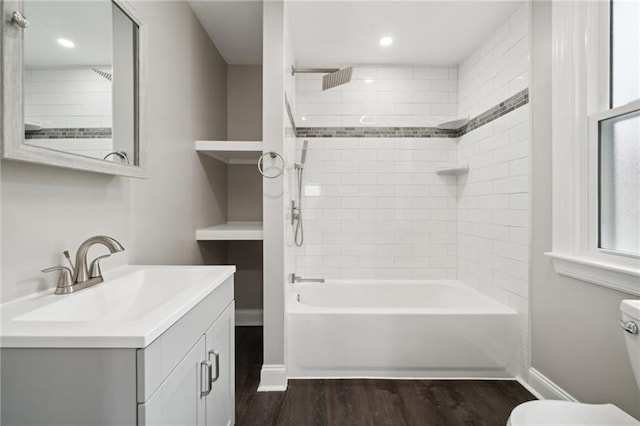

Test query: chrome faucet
[42,235,124,295]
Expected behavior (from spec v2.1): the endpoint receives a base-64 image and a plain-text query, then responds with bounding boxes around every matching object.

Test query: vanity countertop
[0,265,235,348]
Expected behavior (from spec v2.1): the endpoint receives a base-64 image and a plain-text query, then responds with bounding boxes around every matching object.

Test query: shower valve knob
[290,200,300,225]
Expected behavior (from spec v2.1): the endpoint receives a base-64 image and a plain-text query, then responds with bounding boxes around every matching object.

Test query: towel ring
[258,151,285,179]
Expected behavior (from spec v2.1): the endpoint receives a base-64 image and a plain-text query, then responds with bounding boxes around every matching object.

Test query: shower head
[292,66,353,90]
[91,67,112,82]
[322,67,353,90]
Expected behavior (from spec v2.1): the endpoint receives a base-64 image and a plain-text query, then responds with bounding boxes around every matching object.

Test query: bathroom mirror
[1,0,146,178]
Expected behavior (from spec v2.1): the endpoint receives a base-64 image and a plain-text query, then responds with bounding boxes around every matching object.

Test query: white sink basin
[0,265,235,348]
[14,268,212,322]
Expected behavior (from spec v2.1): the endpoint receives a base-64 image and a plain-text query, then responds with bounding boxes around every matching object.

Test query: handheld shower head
[300,140,309,165]
[293,140,309,247]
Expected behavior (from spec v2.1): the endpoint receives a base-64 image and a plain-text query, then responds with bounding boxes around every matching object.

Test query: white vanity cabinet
[139,336,207,425]
[0,270,235,426]
[138,303,235,426]
[205,304,235,426]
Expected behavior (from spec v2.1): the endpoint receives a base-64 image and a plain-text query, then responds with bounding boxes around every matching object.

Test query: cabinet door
[205,304,235,426]
[138,336,207,426]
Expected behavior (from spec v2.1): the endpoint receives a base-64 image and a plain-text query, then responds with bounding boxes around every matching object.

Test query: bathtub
[287,280,519,379]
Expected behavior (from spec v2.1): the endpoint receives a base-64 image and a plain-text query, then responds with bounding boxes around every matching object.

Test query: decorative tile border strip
[456,89,528,136]
[295,88,529,139]
[25,127,112,140]
[295,126,458,138]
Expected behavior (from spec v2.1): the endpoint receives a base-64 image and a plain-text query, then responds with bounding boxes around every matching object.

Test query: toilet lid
[508,401,640,425]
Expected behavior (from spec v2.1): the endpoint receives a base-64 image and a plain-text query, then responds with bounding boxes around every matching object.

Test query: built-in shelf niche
[197,64,264,319]
[436,165,469,176]
[195,140,263,165]
[196,222,263,241]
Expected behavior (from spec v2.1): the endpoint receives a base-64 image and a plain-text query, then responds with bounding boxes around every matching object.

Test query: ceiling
[24,1,113,68]
[189,1,264,66]
[190,0,522,67]
[287,1,523,66]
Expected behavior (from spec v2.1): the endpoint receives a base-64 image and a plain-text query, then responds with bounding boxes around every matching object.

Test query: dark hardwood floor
[235,327,535,426]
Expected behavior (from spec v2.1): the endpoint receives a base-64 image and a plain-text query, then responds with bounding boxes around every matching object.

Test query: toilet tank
[621,299,640,389]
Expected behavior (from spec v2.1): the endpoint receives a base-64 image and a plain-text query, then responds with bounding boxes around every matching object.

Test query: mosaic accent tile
[295,126,458,138]
[456,89,528,136]
[24,127,112,140]
[295,89,529,139]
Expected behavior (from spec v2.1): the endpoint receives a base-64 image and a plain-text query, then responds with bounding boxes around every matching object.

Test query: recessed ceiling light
[365,78,374,84]
[379,36,393,47]
[57,38,75,49]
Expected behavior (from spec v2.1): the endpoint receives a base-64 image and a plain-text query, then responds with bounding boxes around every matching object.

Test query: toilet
[508,299,640,425]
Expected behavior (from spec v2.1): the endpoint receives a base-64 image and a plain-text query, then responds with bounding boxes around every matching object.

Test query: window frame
[587,100,640,260]
[547,0,640,296]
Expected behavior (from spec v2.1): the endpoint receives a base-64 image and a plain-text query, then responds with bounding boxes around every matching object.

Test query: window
[610,0,640,108]
[597,106,640,256]
[597,0,640,257]
[548,0,640,295]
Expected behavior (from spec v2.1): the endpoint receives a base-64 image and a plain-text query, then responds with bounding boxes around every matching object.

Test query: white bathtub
[287,280,519,379]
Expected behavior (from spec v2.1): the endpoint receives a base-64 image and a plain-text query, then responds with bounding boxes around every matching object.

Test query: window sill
[545,252,640,296]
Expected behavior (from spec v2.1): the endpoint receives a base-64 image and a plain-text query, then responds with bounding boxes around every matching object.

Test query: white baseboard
[526,368,577,401]
[235,309,263,326]
[257,364,288,392]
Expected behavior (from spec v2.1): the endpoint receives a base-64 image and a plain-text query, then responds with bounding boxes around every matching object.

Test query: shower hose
[294,165,304,247]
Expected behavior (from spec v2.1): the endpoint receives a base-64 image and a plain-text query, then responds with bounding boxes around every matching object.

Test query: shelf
[195,140,263,165]
[436,165,469,176]
[437,116,469,130]
[196,222,263,241]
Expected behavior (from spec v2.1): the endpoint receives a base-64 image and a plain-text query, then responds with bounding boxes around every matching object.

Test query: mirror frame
[1,0,147,178]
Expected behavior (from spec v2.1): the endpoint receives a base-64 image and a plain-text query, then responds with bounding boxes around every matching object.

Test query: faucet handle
[42,266,73,292]
[89,254,111,279]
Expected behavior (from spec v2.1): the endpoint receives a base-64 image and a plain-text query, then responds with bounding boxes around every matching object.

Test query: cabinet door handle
[208,350,220,384]
[200,360,213,397]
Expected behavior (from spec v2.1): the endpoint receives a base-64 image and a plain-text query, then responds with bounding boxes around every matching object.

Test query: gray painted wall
[1,1,228,302]
[1,163,131,302]
[128,1,228,266]
[229,241,262,310]
[530,1,640,418]
[227,65,262,141]
[227,165,263,310]
[227,165,262,222]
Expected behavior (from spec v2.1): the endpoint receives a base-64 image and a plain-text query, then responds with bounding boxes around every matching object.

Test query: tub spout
[290,273,325,284]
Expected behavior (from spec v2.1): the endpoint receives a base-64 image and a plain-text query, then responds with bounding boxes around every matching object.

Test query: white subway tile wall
[456,2,530,376]
[24,68,113,129]
[295,66,458,127]
[294,137,458,280]
[458,3,529,119]
[457,105,530,375]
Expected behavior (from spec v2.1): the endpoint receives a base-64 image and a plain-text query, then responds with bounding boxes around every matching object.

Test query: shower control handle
[291,200,300,225]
